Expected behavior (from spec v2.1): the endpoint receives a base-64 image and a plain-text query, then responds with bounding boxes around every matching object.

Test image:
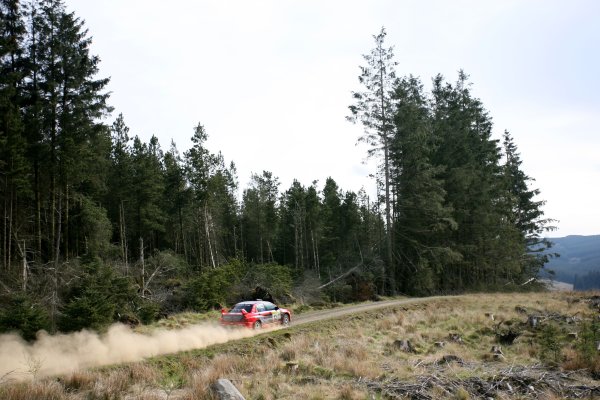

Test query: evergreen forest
[0,2,555,339]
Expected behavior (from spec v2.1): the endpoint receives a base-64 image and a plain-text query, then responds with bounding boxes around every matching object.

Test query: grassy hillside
[543,235,600,283]
[1,292,599,399]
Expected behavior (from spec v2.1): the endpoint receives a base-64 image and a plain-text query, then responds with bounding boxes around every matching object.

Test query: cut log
[211,379,245,400]
[434,341,446,348]
[491,345,503,355]
[437,354,463,365]
[485,312,495,320]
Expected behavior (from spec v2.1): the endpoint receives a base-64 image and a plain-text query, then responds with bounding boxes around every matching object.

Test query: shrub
[538,323,564,365]
[183,259,244,311]
[576,319,600,376]
[0,293,50,340]
[136,299,161,324]
[242,263,293,302]
[59,260,134,332]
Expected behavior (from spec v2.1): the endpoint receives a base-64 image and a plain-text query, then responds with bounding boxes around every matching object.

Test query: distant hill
[540,235,600,285]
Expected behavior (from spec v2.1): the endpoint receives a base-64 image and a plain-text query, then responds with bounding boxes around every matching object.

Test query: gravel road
[292,296,443,326]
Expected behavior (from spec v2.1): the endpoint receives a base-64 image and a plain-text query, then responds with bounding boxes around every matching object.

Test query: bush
[243,263,293,302]
[538,323,564,365]
[136,299,161,324]
[183,261,295,311]
[183,260,244,311]
[0,293,50,340]
[576,319,600,376]
[58,260,134,332]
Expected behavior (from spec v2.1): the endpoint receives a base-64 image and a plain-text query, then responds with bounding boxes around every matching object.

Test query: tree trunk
[8,188,14,270]
[54,191,62,267]
[119,200,128,273]
[22,241,27,292]
[35,161,42,261]
[178,205,187,260]
[384,138,394,293]
[64,184,69,259]
[205,204,216,269]
[139,237,145,296]
[2,181,7,270]
[311,229,318,275]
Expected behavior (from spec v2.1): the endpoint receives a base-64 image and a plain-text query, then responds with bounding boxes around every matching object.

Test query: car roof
[236,300,272,305]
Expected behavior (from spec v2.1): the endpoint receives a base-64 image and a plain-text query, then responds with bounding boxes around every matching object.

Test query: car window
[231,303,253,312]
[264,302,276,311]
[256,303,266,312]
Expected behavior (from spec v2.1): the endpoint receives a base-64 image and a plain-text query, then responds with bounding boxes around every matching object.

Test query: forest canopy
[0,3,554,336]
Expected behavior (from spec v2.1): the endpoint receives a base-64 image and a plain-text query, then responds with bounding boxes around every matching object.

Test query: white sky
[64,0,600,237]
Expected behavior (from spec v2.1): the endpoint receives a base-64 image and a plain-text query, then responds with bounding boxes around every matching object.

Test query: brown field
[0,291,599,399]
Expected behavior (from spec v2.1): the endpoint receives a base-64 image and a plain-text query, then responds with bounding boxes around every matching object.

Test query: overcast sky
[63,0,599,237]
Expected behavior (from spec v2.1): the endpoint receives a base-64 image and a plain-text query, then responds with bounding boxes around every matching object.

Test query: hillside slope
[543,235,600,283]
[1,292,599,399]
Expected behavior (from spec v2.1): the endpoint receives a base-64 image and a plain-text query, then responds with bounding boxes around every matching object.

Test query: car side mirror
[274,306,279,310]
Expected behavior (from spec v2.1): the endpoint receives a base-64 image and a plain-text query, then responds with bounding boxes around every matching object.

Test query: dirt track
[292,296,444,326]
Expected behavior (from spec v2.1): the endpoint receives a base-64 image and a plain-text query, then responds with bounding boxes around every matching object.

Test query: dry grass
[0,381,66,400]
[89,369,132,399]
[0,291,598,399]
[189,353,244,399]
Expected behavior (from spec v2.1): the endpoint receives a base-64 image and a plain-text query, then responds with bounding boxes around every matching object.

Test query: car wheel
[253,320,262,330]
[281,313,290,326]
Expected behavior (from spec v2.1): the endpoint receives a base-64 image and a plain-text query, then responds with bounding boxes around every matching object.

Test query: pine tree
[21,0,111,262]
[319,177,342,273]
[163,141,191,260]
[1,0,29,272]
[241,171,279,265]
[107,113,133,264]
[130,135,166,253]
[501,130,556,280]
[431,72,505,289]
[278,180,307,270]
[348,27,397,293]
[184,123,239,268]
[391,76,458,294]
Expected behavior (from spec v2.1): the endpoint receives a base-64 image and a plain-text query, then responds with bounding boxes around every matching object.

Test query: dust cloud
[0,322,259,380]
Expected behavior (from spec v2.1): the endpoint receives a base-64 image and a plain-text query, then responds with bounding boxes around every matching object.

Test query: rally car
[220,300,291,329]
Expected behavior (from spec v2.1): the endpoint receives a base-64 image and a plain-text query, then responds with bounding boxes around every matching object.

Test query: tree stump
[393,339,415,353]
[285,362,299,373]
[527,315,539,329]
[497,329,520,345]
[448,333,463,343]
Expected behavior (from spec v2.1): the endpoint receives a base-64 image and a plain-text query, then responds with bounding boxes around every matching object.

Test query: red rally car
[220,300,291,329]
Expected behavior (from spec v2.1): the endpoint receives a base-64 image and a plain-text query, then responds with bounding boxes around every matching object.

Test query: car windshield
[231,303,253,312]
